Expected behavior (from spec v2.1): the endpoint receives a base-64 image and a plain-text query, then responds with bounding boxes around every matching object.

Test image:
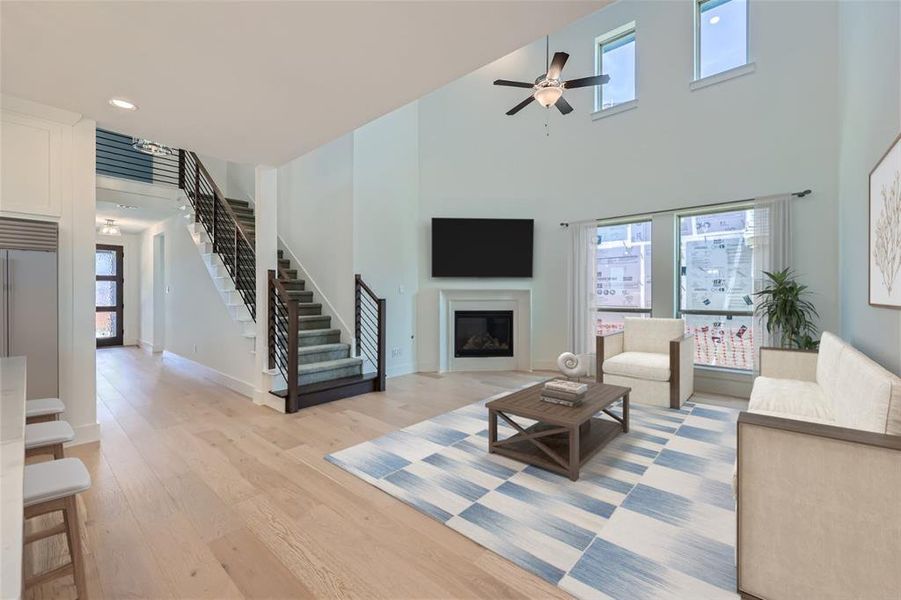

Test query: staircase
[268,254,384,412]
[178,150,386,413]
[187,196,258,342]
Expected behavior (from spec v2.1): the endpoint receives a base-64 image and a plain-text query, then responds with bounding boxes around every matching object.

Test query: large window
[596,23,636,111]
[678,208,755,370]
[595,220,652,334]
[695,0,748,80]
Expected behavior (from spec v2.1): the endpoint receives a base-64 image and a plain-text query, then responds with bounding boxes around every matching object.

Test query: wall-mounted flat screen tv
[431,218,533,278]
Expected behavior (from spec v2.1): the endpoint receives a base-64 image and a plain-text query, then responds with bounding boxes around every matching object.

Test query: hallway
[25,347,566,599]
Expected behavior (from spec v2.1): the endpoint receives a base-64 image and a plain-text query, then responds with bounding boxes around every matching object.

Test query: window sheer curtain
[566,223,598,373]
[752,194,792,358]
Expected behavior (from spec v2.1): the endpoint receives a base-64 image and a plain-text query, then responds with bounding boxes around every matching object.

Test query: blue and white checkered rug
[326,387,740,600]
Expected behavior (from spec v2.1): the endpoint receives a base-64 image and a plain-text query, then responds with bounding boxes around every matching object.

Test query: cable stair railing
[178,150,256,321]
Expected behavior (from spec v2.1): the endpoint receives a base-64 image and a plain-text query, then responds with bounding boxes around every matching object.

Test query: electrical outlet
[398,285,405,295]
[391,347,401,357]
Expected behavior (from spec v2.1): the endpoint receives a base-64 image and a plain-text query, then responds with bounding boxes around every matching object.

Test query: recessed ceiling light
[116,204,138,210]
[709,16,721,25]
[109,97,137,111]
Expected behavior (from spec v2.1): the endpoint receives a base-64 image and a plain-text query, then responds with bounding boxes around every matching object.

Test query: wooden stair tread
[269,372,378,398]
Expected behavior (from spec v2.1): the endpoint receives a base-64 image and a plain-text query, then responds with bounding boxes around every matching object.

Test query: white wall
[277,133,356,335]
[276,105,421,377]
[140,215,256,389]
[415,0,841,370]
[353,103,420,376]
[197,153,256,204]
[0,95,98,444]
[96,232,141,345]
[836,0,901,374]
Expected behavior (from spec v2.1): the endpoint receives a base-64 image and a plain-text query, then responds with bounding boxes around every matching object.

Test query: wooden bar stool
[25,420,75,460]
[25,397,65,424]
[23,458,91,599]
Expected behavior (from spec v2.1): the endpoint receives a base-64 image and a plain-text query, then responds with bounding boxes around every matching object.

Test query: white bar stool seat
[23,458,91,598]
[24,420,75,459]
[23,458,90,507]
[25,397,65,424]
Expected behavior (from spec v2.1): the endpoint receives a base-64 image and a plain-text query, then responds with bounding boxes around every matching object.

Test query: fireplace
[454,310,514,358]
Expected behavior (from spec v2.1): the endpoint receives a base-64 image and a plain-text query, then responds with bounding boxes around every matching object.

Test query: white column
[253,166,279,407]
[69,118,99,443]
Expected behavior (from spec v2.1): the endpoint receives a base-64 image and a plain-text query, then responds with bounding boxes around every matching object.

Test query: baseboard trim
[387,362,416,378]
[162,351,255,399]
[68,422,100,447]
[138,339,164,353]
[255,389,286,413]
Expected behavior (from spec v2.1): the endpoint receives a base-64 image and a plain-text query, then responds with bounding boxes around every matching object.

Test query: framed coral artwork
[870,132,901,308]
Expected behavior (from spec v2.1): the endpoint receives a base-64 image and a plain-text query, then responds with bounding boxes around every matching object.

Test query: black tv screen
[431,218,533,277]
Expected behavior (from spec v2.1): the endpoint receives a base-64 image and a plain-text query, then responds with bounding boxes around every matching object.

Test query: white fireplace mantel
[437,289,532,372]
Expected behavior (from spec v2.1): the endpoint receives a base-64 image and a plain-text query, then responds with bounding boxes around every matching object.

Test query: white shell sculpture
[557,352,587,379]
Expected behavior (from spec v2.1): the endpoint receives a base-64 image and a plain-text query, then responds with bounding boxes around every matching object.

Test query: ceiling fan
[493,39,610,116]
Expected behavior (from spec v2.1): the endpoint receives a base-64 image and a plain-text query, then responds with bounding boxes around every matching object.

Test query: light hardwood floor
[25,347,746,599]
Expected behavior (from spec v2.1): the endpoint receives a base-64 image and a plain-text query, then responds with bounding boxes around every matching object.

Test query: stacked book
[541,379,588,407]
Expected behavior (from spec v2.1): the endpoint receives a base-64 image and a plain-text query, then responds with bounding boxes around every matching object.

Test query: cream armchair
[595,317,694,408]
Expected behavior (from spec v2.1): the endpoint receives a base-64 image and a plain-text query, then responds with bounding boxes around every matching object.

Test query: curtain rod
[559,189,812,228]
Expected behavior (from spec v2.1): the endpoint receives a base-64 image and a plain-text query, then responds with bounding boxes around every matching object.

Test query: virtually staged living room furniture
[596,317,694,409]
[486,381,630,481]
[737,331,901,600]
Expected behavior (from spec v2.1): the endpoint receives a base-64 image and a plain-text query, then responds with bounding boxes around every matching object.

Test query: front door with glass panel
[96,244,124,347]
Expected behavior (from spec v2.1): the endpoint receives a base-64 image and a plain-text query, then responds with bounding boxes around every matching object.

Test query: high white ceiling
[1,1,606,165]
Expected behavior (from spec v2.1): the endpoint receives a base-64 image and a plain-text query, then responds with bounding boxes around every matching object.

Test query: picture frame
[869,132,901,308]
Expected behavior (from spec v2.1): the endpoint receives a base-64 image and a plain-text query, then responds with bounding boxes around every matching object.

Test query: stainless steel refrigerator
[0,217,58,399]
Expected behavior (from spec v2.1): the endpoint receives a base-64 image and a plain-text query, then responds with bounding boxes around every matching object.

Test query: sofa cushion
[623,318,685,354]
[816,331,844,411]
[749,376,834,422]
[831,343,893,433]
[603,352,670,382]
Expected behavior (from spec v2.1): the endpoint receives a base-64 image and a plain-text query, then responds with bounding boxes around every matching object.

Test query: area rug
[326,387,740,600]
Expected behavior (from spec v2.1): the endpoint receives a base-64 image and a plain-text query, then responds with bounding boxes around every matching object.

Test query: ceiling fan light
[534,85,563,108]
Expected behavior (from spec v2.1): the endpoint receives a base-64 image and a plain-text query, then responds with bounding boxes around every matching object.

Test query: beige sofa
[737,331,901,600]
[596,318,694,408]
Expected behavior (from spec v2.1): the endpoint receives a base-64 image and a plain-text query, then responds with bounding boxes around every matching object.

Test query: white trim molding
[690,62,756,92]
[591,98,639,121]
[162,351,256,399]
[438,289,532,373]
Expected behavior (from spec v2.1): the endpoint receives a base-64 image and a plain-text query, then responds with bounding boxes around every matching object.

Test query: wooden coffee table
[486,381,630,481]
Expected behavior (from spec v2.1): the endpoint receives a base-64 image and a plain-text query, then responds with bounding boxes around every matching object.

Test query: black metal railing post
[377,298,386,391]
[286,298,299,412]
[178,149,185,190]
[268,270,276,371]
[354,275,362,357]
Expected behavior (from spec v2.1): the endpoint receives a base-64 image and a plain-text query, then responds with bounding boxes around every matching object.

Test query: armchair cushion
[623,318,685,354]
[749,376,833,422]
[603,352,670,382]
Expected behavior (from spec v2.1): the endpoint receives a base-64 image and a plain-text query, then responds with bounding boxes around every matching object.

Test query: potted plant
[754,268,820,349]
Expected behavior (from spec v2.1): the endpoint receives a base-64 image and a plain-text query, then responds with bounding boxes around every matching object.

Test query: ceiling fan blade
[494,79,534,89]
[564,74,610,89]
[555,96,574,115]
[546,52,569,80]
[506,95,535,116]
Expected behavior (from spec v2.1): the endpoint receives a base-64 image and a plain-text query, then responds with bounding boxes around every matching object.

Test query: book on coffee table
[541,387,582,401]
[544,379,588,395]
[540,395,583,407]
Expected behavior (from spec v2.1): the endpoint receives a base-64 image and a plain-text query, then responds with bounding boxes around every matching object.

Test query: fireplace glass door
[454,310,514,358]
